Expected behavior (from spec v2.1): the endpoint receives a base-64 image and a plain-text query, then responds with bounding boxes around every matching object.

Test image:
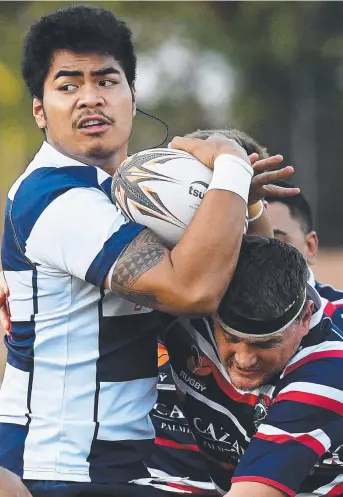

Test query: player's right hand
[0,467,32,496]
[169,133,250,170]
[0,272,10,335]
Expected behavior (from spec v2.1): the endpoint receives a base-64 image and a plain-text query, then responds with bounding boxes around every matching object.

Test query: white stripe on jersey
[97,378,157,441]
[23,280,101,479]
[278,381,343,404]
[257,424,331,451]
[281,341,343,378]
[0,364,30,425]
[5,270,35,319]
[25,187,127,278]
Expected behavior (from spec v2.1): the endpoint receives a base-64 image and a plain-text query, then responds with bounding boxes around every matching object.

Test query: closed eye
[254,340,280,349]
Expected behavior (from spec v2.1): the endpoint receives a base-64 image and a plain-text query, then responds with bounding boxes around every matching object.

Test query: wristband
[248,200,264,222]
[207,154,253,204]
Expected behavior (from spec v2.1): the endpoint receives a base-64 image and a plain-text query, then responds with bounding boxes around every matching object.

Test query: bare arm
[107,187,246,316]
[225,482,286,497]
[105,136,297,316]
[247,205,273,237]
[0,467,32,496]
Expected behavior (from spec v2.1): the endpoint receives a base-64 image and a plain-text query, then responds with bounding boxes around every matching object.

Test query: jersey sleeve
[232,354,343,497]
[11,166,144,287]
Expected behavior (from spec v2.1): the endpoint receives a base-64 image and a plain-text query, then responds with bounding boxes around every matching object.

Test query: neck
[86,147,128,176]
[46,139,128,177]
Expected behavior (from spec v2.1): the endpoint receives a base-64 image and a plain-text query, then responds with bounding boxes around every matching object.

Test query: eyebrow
[223,331,283,345]
[54,66,121,80]
[273,229,288,237]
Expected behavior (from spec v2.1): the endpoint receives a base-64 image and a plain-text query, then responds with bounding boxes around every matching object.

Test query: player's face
[33,50,135,174]
[214,302,313,391]
[267,202,318,266]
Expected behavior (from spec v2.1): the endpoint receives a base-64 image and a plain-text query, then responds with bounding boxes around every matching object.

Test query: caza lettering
[193,418,231,443]
[153,403,186,419]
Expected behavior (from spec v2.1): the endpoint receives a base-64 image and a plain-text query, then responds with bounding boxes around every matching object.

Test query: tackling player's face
[33,50,136,174]
[213,302,313,391]
[267,202,318,266]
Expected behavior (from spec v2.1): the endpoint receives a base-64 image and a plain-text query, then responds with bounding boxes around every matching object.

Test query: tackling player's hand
[0,467,32,496]
[0,272,10,336]
[169,133,250,170]
[248,153,300,205]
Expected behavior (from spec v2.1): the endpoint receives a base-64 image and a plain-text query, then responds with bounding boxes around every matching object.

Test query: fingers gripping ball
[112,148,212,247]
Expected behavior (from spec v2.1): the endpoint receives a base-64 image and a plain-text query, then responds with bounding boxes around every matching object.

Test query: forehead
[46,50,123,77]
[267,202,302,234]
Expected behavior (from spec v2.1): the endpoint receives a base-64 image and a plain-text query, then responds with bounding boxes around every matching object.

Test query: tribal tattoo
[110,228,165,308]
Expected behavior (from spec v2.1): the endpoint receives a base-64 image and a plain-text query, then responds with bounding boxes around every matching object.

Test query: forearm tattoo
[110,229,165,308]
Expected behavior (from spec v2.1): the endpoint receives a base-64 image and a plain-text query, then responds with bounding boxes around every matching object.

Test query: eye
[98,79,117,87]
[59,84,78,92]
[223,334,240,344]
[254,341,277,350]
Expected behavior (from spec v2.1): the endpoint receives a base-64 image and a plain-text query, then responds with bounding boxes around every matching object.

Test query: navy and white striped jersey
[0,142,161,483]
[308,269,343,330]
[315,282,343,331]
[147,344,216,495]
[160,300,343,496]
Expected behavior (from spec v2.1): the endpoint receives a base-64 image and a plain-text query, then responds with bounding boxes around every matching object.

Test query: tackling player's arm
[225,481,285,497]
[104,136,297,316]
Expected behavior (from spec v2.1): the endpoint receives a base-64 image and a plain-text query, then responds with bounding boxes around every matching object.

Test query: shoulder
[315,280,343,303]
[277,330,343,402]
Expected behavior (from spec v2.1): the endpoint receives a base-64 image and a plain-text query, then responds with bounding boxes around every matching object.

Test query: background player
[266,182,343,327]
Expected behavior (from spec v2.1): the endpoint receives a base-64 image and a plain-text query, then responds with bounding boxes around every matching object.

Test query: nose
[77,84,104,109]
[233,344,258,370]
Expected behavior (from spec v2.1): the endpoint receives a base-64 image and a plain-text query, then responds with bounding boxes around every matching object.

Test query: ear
[299,300,314,338]
[304,231,318,266]
[33,97,46,129]
[131,83,136,117]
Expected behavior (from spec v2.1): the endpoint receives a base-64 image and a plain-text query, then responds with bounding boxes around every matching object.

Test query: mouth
[230,365,261,377]
[77,115,112,134]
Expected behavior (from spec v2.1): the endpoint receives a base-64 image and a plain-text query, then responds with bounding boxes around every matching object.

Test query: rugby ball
[112,148,212,247]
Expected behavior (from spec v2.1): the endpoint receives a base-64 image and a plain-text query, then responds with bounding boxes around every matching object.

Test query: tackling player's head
[266,181,318,265]
[22,5,137,174]
[185,128,269,159]
[214,236,315,391]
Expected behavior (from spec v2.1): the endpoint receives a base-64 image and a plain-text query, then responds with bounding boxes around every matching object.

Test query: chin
[84,143,115,160]
[229,373,267,392]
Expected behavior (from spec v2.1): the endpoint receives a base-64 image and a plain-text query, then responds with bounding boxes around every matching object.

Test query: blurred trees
[1,1,343,245]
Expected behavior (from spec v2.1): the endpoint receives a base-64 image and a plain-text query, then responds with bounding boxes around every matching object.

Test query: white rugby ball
[112,148,212,247]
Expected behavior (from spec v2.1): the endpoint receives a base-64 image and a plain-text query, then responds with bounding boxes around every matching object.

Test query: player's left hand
[248,153,299,205]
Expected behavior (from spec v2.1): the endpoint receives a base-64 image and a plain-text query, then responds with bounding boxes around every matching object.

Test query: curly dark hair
[22,4,137,99]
